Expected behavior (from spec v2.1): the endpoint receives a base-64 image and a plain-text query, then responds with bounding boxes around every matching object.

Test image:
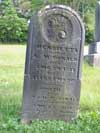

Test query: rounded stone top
[38,5,84,26]
[38,5,85,45]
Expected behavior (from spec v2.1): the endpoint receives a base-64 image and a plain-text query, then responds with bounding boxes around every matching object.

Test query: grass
[81,63,100,111]
[0,44,100,133]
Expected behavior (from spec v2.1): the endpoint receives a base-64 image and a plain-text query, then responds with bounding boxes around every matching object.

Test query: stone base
[84,54,100,67]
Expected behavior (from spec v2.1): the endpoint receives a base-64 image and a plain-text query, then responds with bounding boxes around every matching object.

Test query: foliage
[84,10,95,44]
[14,0,32,18]
[0,0,28,42]
[0,16,28,42]
[0,45,100,132]
[0,112,100,133]
[0,0,98,43]
[31,0,97,13]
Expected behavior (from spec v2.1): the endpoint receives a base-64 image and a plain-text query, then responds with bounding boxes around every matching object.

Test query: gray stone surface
[84,54,100,67]
[88,43,100,54]
[89,1,100,54]
[21,5,85,123]
[95,1,100,42]
[88,1,100,54]
[85,1,100,67]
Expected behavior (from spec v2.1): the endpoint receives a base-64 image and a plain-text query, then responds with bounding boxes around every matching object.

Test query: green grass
[0,45,100,133]
[81,63,100,111]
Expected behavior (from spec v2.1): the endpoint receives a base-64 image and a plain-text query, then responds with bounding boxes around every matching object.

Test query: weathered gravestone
[85,1,100,67]
[21,5,85,123]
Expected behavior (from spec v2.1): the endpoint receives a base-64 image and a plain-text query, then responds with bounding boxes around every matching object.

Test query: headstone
[85,1,100,67]
[21,5,85,123]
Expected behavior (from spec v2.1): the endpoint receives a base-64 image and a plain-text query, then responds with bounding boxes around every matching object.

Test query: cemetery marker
[85,1,100,67]
[21,5,85,124]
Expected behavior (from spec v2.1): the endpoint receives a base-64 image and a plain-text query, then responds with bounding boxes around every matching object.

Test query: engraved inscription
[30,43,79,81]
